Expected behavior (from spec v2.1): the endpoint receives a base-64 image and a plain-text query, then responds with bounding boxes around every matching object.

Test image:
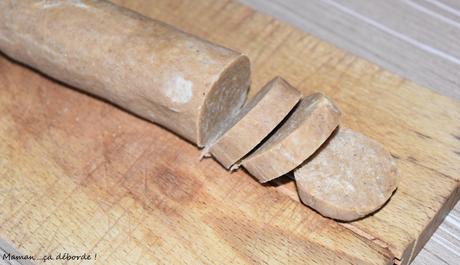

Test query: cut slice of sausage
[0,0,250,148]
[208,77,301,169]
[294,127,400,222]
[241,93,341,183]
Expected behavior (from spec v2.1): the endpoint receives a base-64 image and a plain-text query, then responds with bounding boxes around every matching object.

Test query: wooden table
[240,0,460,101]
[0,0,459,264]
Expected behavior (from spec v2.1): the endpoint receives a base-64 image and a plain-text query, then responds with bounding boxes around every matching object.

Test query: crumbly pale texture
[242,93,341,183]
[0,0,250,147]
[294,127,400,221]
[209,77,301,169]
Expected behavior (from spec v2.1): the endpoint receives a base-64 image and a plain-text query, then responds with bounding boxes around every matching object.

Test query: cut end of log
[198,55,251,148]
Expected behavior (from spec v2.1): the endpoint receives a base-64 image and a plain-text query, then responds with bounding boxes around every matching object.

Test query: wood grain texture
[0,56,389,265]
[240,0,460,101]
[0,0,459,264]
[238,1,460,263]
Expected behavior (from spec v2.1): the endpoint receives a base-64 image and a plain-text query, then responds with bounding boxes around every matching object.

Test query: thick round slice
[209,77,301,168]
[241,93,341,183]
[294,127,400,222]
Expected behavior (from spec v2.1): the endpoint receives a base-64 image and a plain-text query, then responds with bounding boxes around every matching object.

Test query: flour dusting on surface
[0,35,13,44]
[36,1,61,9]
[165,76,192,103]
[36,0,89,10]
[280,149,296,163]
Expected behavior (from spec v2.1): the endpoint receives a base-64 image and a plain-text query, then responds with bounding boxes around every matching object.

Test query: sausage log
[0,0,251,147]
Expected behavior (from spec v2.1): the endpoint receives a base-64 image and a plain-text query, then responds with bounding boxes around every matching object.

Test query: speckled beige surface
[242,93,341,183]
[295,127,400,221]
[0,0,250,147]
[209,77,301,169]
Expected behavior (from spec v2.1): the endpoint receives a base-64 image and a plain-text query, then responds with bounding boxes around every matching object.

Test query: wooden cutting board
[0,0,459,264]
